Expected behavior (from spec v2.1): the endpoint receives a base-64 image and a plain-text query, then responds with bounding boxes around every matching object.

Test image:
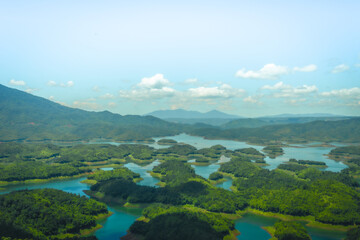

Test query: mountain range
[0,84,182,141]
[146,109,241,119]
[1,84,359,143]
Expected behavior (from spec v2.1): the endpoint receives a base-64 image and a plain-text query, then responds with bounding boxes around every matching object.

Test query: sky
[1,0,360,117]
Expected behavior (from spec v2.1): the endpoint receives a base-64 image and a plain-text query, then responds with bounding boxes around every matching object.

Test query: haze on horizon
[1,0,360,117]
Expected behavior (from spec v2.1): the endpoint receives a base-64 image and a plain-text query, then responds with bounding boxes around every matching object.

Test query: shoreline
[0,172,91,187]
[239,208,352,232]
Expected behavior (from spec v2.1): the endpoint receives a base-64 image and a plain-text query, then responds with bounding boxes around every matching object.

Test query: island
[0,189,110,240]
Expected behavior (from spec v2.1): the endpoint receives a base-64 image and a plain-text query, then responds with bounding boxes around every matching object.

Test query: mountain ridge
[0,84,182,141]
[146,109,241,119]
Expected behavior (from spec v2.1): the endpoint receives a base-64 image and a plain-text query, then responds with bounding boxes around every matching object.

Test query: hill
[146,109,241,119]
[189,118,360,143]
[221,116,351,129]
[0,84,182,141]
[221,118,270,129]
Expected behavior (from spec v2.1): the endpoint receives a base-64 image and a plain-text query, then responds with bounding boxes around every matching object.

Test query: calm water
[0,133,350,240]
[155,133,347,172]
[124,160,161,187]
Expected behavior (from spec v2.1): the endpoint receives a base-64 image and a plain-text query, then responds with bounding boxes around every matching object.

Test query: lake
[0,133,349,240]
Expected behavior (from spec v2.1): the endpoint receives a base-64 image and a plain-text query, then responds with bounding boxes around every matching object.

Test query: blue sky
[1,0,360,117]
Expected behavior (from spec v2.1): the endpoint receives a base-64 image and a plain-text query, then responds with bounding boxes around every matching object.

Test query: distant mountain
[221,118,270,129]
[221,116,353,129]
[146,109,241,119]
[0,84,182,141]
[189,118,360,143]
[163,118,233,126]
[260,113,346,118]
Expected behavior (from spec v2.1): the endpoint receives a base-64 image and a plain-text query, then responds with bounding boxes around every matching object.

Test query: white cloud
[293,64,317,72]
[66,81,74,87]
[321,87,360,99]
[120,87,176,100]
[355,64,360,68]
[47,80,57,86]
[93,86,101,92]
[108,102,116,108]
[243,96,259,104]
[331,64,349,73]
[184,78,198,84]
[262,81,317,98]
[188,84,244,98]
[262,81,287,90]
[138,74,170,89]
[101,93,115,99]
[9,79,26,86]
[48,80,74,87]
[120,74,176,100]
[25,88,36,94]
[236,64,289,80]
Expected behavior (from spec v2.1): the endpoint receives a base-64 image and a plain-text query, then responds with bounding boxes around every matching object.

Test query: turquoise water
[124,160,161,187]
[155,134,347,172]
[95,205,142,240]
[0,176,90,196]
[0,134,351,240]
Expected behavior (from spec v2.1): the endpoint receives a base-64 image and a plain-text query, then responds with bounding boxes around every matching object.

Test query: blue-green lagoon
[0,133,350,240]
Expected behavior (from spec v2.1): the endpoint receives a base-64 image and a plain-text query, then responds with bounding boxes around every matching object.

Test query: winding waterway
[0,133,349,240]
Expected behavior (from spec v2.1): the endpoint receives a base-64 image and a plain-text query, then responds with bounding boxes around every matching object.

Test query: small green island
[264,221,311,240]
[0,188,110,240]
[263,146,284,158]
[327,145,360,179]
[1,141,360,239]
[157,138,178,145]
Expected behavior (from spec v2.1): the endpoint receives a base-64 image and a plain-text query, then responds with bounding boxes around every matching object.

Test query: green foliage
[297,168,358,187]
[130,204,234,240]
[209,172,223,180]
[345,226,360,240]
[277,163,308,172]
[156,144,197,156]
[235,147,264,157]
[255,159,266,163]
[0,189,108,239]
[289,158,326,166]
[87,167,140,182]
[274,221,310,240]
[91,161,246,213]
[0,161,87,182]
[0,84,183,142]
[152,161,198,186]
[219,158,262,178]
[263,146,284,158]
[188,118,360,143]
[157,139,178,145]
[329,145,360,167]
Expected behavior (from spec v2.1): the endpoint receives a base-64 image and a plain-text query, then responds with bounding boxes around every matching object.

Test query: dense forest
[125,204,236,240]
[0,142,232,183]
[188,118,360,143]
[218,156,360,225]
[0,189,108,240]
[272,221,311,240]
[88,161,246,213]
[328,145,360,179]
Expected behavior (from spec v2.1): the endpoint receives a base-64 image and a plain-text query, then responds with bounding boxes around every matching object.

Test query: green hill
[0,84,182,141]
[189,118,360,143]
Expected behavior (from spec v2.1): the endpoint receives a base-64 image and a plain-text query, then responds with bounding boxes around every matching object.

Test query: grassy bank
[0,172,91,187]
[239,208,352,232]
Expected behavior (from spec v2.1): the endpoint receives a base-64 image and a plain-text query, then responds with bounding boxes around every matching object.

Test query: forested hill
[188,118,360,143]
[0,84,182,141]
